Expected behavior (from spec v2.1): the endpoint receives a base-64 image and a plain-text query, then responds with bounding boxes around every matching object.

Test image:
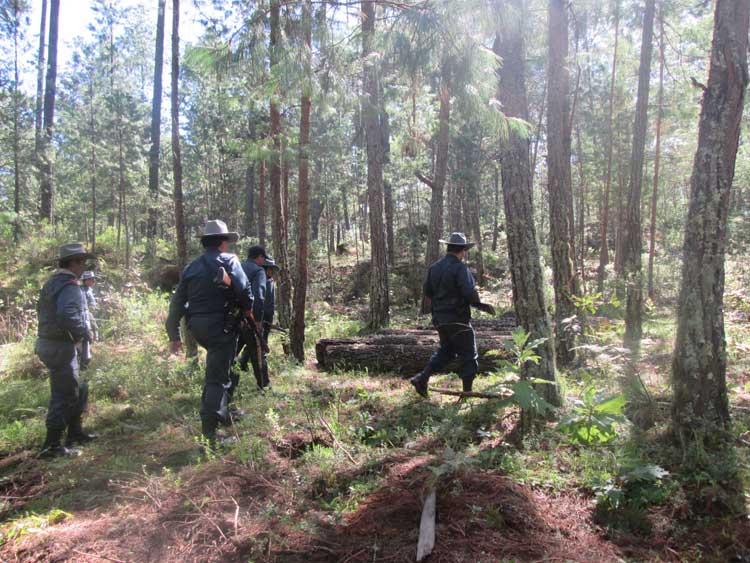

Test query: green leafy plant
[558,386,626,445]
[594,462,672,535]
[486,327,557,418]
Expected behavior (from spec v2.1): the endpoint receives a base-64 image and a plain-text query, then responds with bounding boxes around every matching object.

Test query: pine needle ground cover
[0,256,748,562]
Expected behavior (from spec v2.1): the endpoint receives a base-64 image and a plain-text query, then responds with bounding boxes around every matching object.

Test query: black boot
[65,416,99,447]
[462,378,474,393]
[201,419,218,452]
[41,428,80,458]
[409,373,429,398]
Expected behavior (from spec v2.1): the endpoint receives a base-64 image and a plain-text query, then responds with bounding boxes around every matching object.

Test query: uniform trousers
[417,322,478,386]
[187,315,237,427]
[35,339,89,434]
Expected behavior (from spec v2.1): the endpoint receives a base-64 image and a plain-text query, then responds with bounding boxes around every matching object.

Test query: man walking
[166,220,255,449]
[409,233,487,398]
[36,243,99,457]
[238,245,268,390]
[79,271,98,369]
[260,256,280,387]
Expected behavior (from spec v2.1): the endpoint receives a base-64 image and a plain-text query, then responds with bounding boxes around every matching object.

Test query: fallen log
[317,336,513,375]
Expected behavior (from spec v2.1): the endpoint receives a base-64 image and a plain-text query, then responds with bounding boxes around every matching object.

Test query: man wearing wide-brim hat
[166,220,255,450]
[260,256,280,385]
[409,233,494,398]
[36,243,99,457]
[237,245,269,391]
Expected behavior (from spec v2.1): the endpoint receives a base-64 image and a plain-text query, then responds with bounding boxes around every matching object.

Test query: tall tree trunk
[672,0,749,440]
[291,0,312,362]
[471,197,484,285]
[381,92,395,266]
[622,0,656,350]
[34,0,47,167]
[647,11,665,302]
[245,164,255,236]
[597,0,620,292]
[258,160,266,245]
[147,0,167,260]
[547,0,579,366]
[491,165,500,252]
[118,109,126,260]
[421,57,451,313]
[575,125,586,293]
[12,1,21,243]
[39,0,60,222]
[89,82,97,253]
[362,0,390,330]
[270,0,292,330]
[171,0,187,268]
[493,8,559,407]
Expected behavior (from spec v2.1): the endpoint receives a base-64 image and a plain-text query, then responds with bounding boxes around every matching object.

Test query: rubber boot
[65,416,99,447]
[462,377,474,393]
[201,418,218,452]
[409,372,429,398]
[41,428,80,458]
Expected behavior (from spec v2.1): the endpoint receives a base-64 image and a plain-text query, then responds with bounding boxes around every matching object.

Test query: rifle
[264,323,287,334]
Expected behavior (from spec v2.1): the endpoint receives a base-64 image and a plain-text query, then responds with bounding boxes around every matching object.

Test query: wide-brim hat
[199,219,239,243]
[262,256,281,270]
[58,243,96,262]
[439,232,475,249]
[247,244,268,259]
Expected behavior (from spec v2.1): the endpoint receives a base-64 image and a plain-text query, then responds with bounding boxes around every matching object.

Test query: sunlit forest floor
[0,253,748,562]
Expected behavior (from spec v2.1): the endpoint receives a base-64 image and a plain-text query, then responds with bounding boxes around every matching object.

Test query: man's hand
[473,302,496,316]
[245,309,255,322]
[170,341,183,355]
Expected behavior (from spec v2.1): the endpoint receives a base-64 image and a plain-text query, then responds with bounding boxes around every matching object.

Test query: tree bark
[34,0,47,169]
[382,104,395,266]
[245,164,255,237]
[622,0,656,350]
[39,0,60,222]
[491,165,500,252]
[362,0,390,331]
[147,0,167,261]
[258,160,266,245]
[291,0,312,362]
[494,1,559,407]
[647,11,664,302]
[171,0,187,268]
[547,0,579,367]
[270,0,292,330]
[421,57,451,314]
[597,0,620,292]
[317,331,513,375]
[88,81,97,253]
[12,0,21,242]
[672,0,749,438]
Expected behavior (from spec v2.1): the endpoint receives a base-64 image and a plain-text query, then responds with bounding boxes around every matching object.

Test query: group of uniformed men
[35,219,485,456]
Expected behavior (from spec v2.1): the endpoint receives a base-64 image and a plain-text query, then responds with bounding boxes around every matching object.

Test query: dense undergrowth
[0,244,748,562]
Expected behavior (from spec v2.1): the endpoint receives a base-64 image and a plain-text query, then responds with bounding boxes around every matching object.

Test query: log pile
[316,312,517,376]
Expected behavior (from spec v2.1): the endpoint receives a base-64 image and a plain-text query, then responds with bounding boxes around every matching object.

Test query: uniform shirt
[423,254,480,325]
[82,286,97,311]
[264,277,276,327]
[241,260,267,322]
[37,269,90,342]
[165,249,254,341]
